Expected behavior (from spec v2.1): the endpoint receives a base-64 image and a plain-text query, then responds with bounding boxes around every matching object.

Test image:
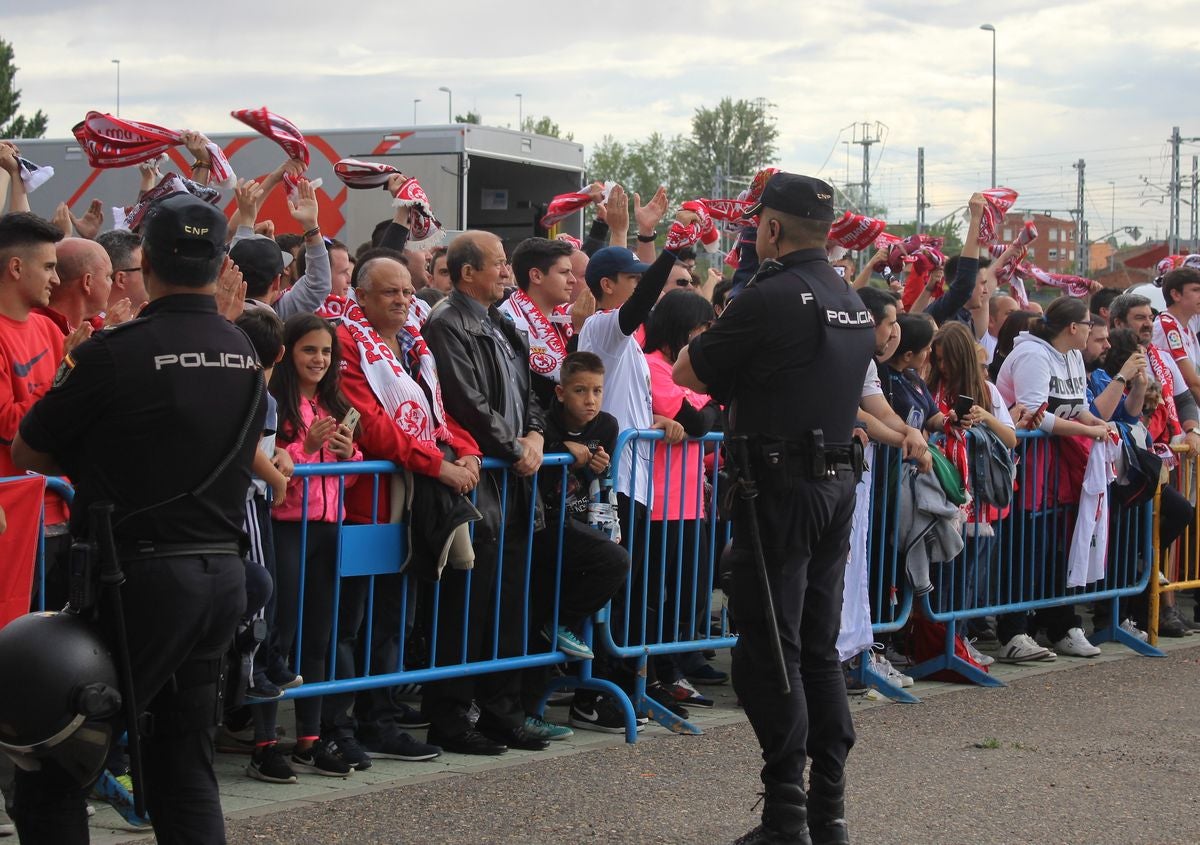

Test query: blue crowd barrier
[11,423,1168,745]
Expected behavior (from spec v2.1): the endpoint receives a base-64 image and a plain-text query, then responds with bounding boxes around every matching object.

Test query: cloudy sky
[7,0,1200,243]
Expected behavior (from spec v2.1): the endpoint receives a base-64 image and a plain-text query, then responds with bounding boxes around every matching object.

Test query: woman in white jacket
[994,297,1111,662]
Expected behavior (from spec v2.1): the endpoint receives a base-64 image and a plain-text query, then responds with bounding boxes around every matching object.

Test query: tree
[454,110,481,125]
[521,115,574,141]
[675,97,778,200]
[0,39,48,139]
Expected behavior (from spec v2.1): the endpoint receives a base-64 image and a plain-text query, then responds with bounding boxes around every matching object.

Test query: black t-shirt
[20,294,265,543]
[687,248,874,446]
[541,401,619,521]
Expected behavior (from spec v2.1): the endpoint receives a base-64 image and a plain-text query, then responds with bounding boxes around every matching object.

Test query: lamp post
[1108,180,1115,234]
[111,59,121,117]
[438,86,452,122]
[413,98,421,125]
[980,24,996,187]
[515,93,523,130]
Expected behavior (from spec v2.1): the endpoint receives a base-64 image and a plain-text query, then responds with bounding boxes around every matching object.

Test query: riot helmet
[0,611,122,786]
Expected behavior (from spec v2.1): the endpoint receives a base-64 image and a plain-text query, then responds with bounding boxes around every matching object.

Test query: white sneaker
[964,637,995,667]
[1120,618,1149,643]
[1053,627,1102,657]
[870,650,914,688]
[996,633,1054,663]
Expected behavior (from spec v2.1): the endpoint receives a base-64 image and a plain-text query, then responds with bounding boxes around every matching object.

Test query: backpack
[1112,422,1163,508]
[968,424,1017,509]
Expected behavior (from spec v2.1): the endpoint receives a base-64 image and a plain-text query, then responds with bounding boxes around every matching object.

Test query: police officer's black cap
[229,236,293,287]
[744,172,837,222]
[142,193,227,260]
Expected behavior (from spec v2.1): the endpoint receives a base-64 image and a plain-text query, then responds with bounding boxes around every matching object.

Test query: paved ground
[81,631,1200,845]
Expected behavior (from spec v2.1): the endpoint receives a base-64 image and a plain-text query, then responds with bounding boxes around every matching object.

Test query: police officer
[674,173,874,845]
[11,193,265,845]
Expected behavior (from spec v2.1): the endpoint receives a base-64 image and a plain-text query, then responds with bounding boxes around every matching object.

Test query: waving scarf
[540,182,614,228]
[115,172,222,231]
[976,187,1018,244]
[72,111,234,187]
[323,292,452,444]
[230,107,320,195]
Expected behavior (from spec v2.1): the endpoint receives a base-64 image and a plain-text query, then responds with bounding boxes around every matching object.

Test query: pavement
[76,625,1200,845]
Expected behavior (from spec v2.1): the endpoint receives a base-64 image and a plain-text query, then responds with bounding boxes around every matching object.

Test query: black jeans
[271,521,338,738]
[13,553,245,845]
[728,472,857,798]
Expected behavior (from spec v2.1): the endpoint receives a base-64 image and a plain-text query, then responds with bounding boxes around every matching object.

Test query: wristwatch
[1113,374,1128,385]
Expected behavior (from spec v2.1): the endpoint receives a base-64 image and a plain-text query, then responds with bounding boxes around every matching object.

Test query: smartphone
[341,407,360,432]
[1025,401,1049,430]
[953,394,975,420]
[833,265,846,278]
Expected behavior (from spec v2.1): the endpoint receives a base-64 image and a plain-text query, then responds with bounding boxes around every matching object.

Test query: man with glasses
[98,229,148,313]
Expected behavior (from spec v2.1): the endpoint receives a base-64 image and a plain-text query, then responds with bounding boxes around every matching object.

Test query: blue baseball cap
[585,246,651,288]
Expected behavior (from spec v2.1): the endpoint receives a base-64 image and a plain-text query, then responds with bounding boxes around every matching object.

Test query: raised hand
[71,200,104,239]
[634,185,669,236]
[287,179,320,231]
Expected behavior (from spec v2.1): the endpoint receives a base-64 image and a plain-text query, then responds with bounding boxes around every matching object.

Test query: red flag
[0,475,48,629]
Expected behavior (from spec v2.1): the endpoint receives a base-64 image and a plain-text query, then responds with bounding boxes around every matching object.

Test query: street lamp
[980,24,996,187]
[1108,180,1115,234]
[111,59,121,117]
[516,93,523,129]
[438,86,452,123]
[413,98,421,125]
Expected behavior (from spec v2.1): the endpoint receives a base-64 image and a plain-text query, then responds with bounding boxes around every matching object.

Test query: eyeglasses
[115,266,142,274]
[1072,319,1096,328]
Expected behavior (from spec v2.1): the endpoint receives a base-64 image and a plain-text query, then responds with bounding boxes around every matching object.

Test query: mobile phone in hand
[342,407,361,432]
[953,394,975,420]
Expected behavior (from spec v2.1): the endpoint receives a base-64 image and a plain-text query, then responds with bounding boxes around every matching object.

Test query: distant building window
[1049,229,1059,242]
[1068,249,1075,261]
[1028,248,1036,259]
[1003,228,1013,242]
[1048,248,1059,260]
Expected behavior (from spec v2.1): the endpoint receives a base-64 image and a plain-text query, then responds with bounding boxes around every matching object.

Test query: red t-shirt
[0,312,69,525]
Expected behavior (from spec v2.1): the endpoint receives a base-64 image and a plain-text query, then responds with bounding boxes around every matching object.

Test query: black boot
[732,783,812,845]
[807,771,850,845]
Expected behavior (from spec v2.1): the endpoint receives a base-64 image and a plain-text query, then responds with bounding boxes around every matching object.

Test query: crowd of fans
[0,127,1198,831]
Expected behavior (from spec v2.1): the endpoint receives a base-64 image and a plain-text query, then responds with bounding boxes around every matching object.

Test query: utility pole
[916,147,926,234]
[1074,159,1088,276]
[852,121,882,216]
[1169,126,1181,254]
[1191,155,1198,251]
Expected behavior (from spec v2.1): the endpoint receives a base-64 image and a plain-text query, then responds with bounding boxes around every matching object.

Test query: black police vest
[730,256,875,445]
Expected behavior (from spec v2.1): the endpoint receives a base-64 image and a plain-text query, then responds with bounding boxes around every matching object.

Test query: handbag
[927,443,968,506]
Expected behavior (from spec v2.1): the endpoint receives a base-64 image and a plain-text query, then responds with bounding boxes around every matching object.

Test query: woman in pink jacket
[260,314,362,781]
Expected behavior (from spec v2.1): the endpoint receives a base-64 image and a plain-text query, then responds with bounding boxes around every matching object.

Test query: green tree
[454,110,481,124]
[0,39,48,139]
[520,115,574,141]
[587,134,628,185]
[675,97,778,200]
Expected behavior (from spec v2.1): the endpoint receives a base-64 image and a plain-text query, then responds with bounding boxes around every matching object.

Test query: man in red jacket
[322,251,481,767]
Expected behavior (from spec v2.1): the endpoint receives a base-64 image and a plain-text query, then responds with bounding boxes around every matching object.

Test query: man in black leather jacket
[421,231,551,755]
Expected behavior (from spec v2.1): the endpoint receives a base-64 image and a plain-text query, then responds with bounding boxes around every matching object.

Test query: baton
[92,502,147,819]
[728,437,791,695]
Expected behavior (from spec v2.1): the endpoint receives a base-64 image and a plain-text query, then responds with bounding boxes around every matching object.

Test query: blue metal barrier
[915,429,1161,687]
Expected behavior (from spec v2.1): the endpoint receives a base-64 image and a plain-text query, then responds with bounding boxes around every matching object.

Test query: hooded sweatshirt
[996,332,1088,435]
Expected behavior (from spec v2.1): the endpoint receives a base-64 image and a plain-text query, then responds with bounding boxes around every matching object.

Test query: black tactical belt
[118,542,241,561]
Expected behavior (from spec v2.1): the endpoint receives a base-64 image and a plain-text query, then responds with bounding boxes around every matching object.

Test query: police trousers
[727,472,857,804]
[13,553,245,845]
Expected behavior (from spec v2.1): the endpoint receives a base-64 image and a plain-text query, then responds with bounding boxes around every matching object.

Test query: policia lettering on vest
[4,194,265,845]
[675,173,874,845]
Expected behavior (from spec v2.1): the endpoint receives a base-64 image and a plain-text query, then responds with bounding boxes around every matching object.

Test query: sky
[6,0,1200,244]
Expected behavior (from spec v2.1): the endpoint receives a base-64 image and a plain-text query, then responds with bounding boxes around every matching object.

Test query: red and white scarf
[976,187,1018,244]
[829,211,888,251]
[540,182,613,228]
[989,222,1038,306]
[1146,344,1181,434]
[322,292,452,444]
[72,111,234,187]
[332,159,443,248]
[115,172,222,231]
[230,107,318,196]
[498,288,572,379]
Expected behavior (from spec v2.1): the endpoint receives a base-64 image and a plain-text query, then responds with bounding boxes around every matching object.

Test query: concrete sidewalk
[82,629,1200,844]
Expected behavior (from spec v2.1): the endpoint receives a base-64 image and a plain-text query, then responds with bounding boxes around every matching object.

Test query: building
[1000,212,1078,274]
[1093,241,1172,289]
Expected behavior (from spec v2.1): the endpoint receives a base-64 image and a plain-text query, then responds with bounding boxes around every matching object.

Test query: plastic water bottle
[587,465,621,544]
